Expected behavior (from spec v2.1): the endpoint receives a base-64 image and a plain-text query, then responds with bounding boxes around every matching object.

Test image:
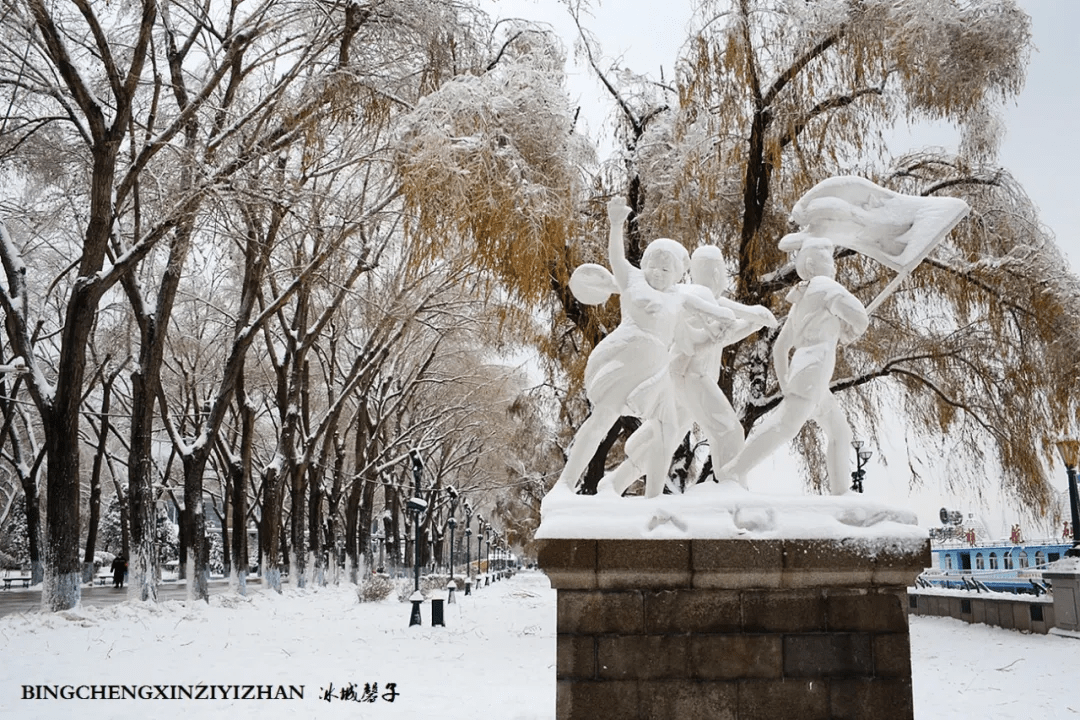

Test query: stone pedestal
[538,537,929,720]
[1044,557,1080,634]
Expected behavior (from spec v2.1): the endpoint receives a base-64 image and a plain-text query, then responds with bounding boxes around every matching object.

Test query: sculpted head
[690,246,729,296]
[779,232,835,281]
[796,241,835,281]
[640,238,690,291]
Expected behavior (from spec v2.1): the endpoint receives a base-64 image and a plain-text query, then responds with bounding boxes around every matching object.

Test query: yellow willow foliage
[395,48,591,311]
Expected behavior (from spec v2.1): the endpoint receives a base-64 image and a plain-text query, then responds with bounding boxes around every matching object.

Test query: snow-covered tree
[396,20,594,315]
[622,0,1080,507]
[485,0,1080,505]
[0,491,30,568]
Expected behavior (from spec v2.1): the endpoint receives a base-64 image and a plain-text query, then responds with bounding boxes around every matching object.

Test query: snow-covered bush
[393,574,451,602]
[357,574,395,603]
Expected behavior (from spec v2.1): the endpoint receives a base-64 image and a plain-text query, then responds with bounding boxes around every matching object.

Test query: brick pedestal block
[538,538,929,720]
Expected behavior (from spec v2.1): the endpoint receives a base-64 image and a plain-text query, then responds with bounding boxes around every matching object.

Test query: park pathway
[0,577,270,617]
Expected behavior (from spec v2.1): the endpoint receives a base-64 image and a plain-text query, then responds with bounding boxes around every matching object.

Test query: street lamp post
[406,450,427,626]
[447,517,457,579]
[475,518,484,590]
[851,440,872,493]
[464,504,473,596]
[485,528,491,586]
[1056,440,1080,557]
[376,534,384,574]
[446,516,457,604]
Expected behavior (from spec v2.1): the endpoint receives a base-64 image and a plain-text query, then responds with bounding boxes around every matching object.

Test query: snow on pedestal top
[536,481,926,543]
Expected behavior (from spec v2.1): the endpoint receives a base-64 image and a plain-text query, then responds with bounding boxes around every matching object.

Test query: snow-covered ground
[0,570,1075,719]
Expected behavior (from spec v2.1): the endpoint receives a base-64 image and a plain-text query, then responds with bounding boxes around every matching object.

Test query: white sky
[482,0,1080,535]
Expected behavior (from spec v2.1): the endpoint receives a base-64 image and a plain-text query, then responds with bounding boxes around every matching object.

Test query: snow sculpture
[598,246,777,496]
[556,177,967,502]
[557,199,737,498]
[718,234,869,493]
[720,176,969,493]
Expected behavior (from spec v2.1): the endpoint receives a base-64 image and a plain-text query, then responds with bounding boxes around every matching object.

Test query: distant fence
[906,588,1055,634]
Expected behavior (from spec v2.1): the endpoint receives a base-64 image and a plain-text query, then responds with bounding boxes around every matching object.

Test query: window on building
[945,554,953,570]
[975,553,985,570]
[1004,553,1013,570]
[1019,552,1029,568]
[1036,551,1046,567]
[989,552,998,570]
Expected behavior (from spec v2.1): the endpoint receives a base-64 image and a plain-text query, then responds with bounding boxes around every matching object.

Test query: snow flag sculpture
[720,177,969,494]
[551,176,969,507]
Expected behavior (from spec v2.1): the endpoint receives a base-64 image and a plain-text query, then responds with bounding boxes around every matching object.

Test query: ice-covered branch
[778,85,885,149]
[0,221,53,406]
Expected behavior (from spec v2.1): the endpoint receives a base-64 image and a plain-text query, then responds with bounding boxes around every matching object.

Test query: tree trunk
[229,458,248,594]
[325,433,346,583]
[2,377,44,585]
[389,490,401,574]
[344,478,361,583]
[289,465,307,588]
[41,409,84,611]
[82,469,101,583]
[39,131,124,612]
[83,362,118,582]
[580,416,640,494]
[22,486,43,584]
[359,472,376,574]
[177,505,188,579]
[308,477,323,586]
[260,463,284,592]
[128,370,159,601]
[182,452,209,601]
[219,494,230,578]
[229,386,253,594]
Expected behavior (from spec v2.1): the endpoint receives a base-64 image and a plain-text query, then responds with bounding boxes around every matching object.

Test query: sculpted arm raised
[606,199,633,290]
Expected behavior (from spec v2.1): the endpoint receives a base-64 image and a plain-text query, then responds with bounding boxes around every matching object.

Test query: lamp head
[1057,439,1080,469]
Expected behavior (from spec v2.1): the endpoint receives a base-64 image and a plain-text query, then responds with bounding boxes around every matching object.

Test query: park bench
[95,573,113,586]
[1,576,31,590]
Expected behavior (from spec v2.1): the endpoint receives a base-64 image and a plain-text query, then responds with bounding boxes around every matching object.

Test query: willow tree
[396,0,1080,511]
[394,19,619,470]
[397,22,597,337]
[584,0,1080,507]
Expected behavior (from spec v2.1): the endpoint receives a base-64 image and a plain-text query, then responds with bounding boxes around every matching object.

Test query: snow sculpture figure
[599,246,777,496]
[674,247,779,467]
[719,235,868,494]
[720,176,969,494]
[558,199,735,498]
